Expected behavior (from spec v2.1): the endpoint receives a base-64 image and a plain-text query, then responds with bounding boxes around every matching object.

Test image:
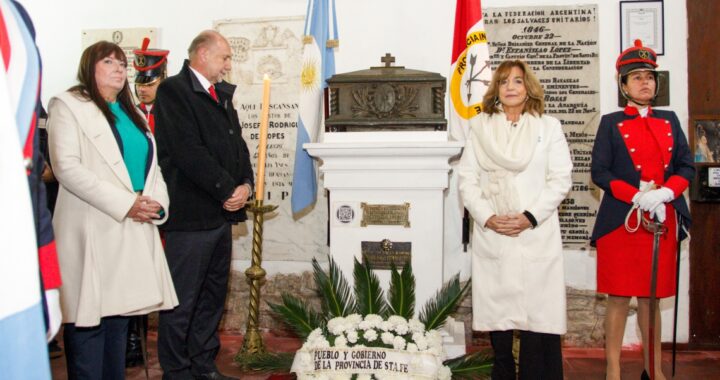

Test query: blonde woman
[458,60,572,380]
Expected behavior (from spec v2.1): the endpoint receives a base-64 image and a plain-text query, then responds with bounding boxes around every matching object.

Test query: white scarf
[470,112,541,215]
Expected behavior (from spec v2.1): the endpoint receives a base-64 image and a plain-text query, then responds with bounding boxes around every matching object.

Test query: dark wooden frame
[687,0,720,349]
[690,115,720,163]
[689,115,720,202]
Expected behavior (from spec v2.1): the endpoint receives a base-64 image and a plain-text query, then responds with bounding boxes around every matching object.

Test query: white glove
[650,203,667,223]
[637,187,674,212]
[45,289,62,342]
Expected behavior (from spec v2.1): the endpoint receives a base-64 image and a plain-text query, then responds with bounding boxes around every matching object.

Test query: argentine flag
[291,0,337,215]
[0,1,52,378]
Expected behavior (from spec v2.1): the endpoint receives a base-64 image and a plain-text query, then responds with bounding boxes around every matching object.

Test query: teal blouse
[109,102,148,191]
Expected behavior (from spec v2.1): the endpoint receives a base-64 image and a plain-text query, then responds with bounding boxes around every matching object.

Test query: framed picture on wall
[690,116,720,202]
[620,0,664,55]
[692,116,720,164]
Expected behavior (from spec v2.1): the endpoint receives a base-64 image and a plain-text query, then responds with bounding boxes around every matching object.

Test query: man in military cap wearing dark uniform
[133,37,169,133]
[124,37,170,368]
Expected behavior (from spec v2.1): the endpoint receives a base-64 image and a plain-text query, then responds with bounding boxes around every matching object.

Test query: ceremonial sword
[643,217,667,380]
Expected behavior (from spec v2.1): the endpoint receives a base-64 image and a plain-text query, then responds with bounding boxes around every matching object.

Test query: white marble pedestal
[305,137,466,358]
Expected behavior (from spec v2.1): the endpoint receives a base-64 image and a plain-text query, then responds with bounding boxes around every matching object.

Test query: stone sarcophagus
[325,54,447,132]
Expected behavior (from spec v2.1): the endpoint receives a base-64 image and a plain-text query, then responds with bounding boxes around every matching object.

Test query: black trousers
[158,223,232,380]
[63,316,129,380]
[490,330,564,380]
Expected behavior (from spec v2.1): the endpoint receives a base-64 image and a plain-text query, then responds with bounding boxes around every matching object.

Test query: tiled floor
[49,331,720,379]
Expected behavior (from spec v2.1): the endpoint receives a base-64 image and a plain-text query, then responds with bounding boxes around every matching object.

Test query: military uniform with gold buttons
[590,40,694,297]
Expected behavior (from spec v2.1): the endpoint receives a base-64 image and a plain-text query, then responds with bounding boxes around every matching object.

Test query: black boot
[125,316,146,367]
[48,339,63,359]
[641,370,650,380]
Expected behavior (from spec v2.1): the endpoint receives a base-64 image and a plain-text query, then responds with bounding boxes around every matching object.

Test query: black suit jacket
[154,60,253,231]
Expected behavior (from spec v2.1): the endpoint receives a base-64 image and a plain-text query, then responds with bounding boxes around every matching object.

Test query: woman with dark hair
[591,40,694,380]
[47,41,177,379]
[457,60,573,379]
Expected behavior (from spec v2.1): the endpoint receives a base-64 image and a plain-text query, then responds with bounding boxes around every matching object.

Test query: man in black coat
[154,30,253,380]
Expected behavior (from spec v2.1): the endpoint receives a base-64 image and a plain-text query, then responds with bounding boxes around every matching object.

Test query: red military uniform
[591,106,693,297]
[139,103,155,132]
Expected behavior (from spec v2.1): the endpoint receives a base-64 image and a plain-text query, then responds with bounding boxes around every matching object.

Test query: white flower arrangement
[293,314,452,379]
[265,256,492,379]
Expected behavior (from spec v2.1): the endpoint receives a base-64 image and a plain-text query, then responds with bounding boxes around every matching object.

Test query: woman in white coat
[458,60,573,380]
[48,41,178,379]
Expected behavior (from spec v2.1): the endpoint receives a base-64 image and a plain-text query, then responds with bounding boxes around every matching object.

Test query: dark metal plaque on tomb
[326,53,447,132]
[360,202,410,227]
[361,239,411,270]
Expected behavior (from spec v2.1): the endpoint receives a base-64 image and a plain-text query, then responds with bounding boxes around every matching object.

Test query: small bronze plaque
[360,202,410,227]
[361,239,411,270]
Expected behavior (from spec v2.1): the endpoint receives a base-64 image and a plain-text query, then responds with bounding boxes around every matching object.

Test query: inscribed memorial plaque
[215,17,328,261]
[360,203,411,228]
[361,239,412,270]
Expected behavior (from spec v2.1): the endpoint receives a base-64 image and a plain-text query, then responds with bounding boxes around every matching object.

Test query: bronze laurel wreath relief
[351,83,419,118]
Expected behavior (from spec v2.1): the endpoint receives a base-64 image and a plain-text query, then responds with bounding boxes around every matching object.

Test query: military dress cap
[616,39,658,76]
[133,37,169,84]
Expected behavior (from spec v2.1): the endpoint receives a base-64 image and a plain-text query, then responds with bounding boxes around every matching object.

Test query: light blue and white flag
[0,1,52,378]
[291,0,338,215]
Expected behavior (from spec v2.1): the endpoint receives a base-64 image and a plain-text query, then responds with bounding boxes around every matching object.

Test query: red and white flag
[448,0,492,142]
[0,0,53,378]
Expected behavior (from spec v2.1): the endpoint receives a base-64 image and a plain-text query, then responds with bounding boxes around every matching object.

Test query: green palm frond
[353,256,387,316]
[313,256,355,317]
[267,293,324,339]
[234,351,294,373]
[443,350,494,379]
[419,274,469,330]
[386,262,415,319]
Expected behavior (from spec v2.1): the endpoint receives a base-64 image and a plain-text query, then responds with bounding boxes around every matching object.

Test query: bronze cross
[381,53,395,67]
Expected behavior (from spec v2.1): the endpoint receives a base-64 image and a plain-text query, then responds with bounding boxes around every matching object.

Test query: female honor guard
[590,40,694,380]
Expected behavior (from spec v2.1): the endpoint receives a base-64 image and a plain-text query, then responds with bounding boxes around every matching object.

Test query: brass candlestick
[239,199,278,358]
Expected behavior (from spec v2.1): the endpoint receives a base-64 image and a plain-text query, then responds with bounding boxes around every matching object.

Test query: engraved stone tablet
[360,202,410,227]
[361,239,411,270]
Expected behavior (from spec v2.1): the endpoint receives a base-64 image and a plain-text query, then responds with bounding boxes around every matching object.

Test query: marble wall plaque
[215,17,328,261]
[485,5,600,248]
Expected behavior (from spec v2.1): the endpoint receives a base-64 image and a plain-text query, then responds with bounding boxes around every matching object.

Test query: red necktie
[208,85,219,102]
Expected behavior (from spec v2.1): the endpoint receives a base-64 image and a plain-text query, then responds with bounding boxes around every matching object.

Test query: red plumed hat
[132,37,169,84]
[616,39,658,76]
